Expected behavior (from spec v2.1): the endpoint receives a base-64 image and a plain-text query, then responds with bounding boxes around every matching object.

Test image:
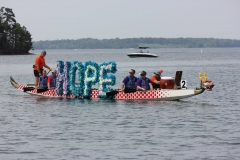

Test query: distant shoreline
[33,37,240,49]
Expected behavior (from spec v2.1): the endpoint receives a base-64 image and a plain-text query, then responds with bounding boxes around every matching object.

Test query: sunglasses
[129,72,134,74]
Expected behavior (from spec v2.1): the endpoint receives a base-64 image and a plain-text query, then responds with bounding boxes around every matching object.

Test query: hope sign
[55,60,117,98]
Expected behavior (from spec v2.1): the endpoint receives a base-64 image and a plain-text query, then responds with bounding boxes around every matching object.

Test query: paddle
[106,90,119,97]
[37,88,48,93]
[23,87,48,93]
[23,87,35,92]
[46,68,52,75]
[106,88,137,97]
[124,88,136,93]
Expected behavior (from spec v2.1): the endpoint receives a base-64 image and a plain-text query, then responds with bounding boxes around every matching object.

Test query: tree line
[33,37,240,49]
[0,7,32,54]
[1,6,240,53]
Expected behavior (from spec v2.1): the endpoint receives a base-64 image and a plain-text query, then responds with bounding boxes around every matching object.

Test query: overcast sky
[1,0,240,41]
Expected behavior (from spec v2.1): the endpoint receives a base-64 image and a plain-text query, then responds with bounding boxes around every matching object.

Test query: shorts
[33,69,43,77]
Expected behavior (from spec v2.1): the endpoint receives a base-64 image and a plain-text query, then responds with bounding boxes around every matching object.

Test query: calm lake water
[0,48,240,159]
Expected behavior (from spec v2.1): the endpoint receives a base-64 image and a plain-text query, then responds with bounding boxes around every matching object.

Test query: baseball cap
[139,71,146,76]
[154,69,163,75]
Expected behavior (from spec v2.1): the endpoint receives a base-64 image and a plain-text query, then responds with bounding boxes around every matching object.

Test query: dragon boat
[10,60,214,101]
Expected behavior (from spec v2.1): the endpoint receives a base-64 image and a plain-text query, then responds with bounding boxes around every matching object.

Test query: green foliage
[33,37,240,49]
[0,7,32,54]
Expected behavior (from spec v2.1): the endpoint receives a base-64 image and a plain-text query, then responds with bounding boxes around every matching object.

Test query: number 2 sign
[181,80,187,89]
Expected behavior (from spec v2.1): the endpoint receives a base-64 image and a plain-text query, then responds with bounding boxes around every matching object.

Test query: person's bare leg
[35,77,39,88]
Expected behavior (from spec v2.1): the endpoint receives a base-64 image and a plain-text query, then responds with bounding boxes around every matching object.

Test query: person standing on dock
[33,50,51,88]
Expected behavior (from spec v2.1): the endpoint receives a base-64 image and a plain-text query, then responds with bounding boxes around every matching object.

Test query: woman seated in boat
[48,70,57,89]
[150,70,163,90]
[136,71,153,91]
[121,69,137,93]
[38,70,48,89]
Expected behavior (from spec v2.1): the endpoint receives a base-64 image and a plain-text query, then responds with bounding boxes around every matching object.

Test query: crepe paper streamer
[69,61,84,97]
[55,60,117,99]
[83,61,100,98]
[98,62,117,98]
[62,61,71,95]
[56,60,64,95]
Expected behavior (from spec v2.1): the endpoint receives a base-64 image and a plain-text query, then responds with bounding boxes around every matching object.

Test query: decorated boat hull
[10,60,214,101]
[10,77,205,101]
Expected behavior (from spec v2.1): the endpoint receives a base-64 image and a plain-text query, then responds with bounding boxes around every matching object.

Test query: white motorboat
[127,47,158,58]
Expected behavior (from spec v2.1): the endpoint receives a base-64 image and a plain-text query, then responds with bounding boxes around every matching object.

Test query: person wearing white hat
[47,70,57,89]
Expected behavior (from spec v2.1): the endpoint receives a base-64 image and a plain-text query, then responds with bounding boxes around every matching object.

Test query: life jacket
[152,76,161,89]
[138,77,150,90]
[152,82,160,89]
[39,76,48,89]
[126,76,137,89]
[49,75,56,88]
